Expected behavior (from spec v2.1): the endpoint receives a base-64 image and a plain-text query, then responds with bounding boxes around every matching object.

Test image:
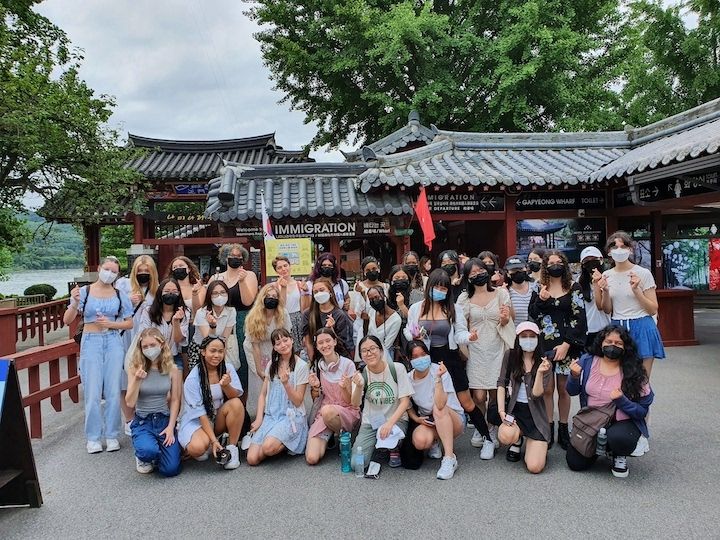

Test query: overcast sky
[36,0,348,161]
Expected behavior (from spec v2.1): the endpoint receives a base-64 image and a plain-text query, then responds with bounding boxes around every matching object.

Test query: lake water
[0,268,84,297]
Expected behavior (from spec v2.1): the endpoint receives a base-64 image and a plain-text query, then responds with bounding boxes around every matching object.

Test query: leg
[185,429,211,459]
[120,390,135,425]
[102,334,124,439]
[154,416,181,477]
[457,390,490,439]
[556,374,570,423]
[246,443,265,466]
[498,422,522,446]
[352,423,378,464]
[472,388,488,416]
[434,404,462,457]
[524,439,548,474]
[565,444,597,471]
[214,398,245,446]
[305,437,329,465]
[79,336,103,442]
[259,436,286,459]
[412,425,436,451]
[543,373,555,421]
[320,405,342,434]
[131,418,161,463]
[236,312,249,406]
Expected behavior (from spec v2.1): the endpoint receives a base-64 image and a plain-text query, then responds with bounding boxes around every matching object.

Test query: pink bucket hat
[516,321,540,335]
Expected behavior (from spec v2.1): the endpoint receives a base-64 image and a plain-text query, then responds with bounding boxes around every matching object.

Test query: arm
[125,370,143,408]
[635,286,659,317]
[614,389,654,420]
[284,381,307,408]
[387,396,411,427]
[192,284,206,314]
[239,271,258,306]
[527,290,548,321]
[452,304,471,345]
[531,369,550,399]
[167,368,182,430]
[433,375,448,410]
[109,317,133,331]
[351,376,364,407]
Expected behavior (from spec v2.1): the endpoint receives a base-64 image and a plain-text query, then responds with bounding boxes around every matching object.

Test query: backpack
[570,403,616,457]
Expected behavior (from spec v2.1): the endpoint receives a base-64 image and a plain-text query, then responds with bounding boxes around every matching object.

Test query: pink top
[585,357,630,421]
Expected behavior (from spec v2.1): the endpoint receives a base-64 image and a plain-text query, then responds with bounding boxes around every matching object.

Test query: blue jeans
[131,412,182,477]
[79,331,124,441]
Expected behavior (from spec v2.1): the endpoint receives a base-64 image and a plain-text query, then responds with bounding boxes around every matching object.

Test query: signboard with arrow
[426,193,505,213]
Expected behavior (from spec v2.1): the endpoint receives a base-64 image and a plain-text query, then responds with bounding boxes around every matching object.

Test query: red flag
[415,185,435,250]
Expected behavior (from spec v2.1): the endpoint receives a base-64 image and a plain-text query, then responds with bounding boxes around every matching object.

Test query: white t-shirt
[603,265,656,320]
[359,362,414,426]
[264,358,309,414]
[318,355,355,384]
[409,364,463,417]
[193,306,237,344]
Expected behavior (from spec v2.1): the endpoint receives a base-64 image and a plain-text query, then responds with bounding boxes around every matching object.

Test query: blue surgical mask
[431,288,447,302]
[411,355,432,372]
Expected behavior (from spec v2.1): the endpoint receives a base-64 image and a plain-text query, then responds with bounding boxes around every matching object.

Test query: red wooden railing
[8,339,80,439]
[0,299,72,356]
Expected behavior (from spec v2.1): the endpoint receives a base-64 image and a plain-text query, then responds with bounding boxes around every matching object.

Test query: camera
[215,446,231,466]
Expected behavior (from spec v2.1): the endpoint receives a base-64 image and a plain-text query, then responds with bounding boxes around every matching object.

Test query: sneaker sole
[106,446,120,452]
[87,447,103,454]
[612,468,629,478]
[470,439,484,448]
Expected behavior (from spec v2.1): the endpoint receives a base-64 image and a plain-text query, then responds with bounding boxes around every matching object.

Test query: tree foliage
[247,0,629,147]
[0,1,147,222]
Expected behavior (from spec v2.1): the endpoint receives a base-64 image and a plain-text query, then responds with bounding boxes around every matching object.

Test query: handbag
[570,403,616,457]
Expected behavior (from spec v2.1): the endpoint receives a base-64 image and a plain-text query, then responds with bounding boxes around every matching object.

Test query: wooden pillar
[329,237,341,261]
[0,307,18,356]
[131,213,144,244]
[651,210,664,288]
[83,225,101,272]
[504,195,517,258]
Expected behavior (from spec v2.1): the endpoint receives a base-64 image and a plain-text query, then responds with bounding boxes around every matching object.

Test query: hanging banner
[264,238,314,277]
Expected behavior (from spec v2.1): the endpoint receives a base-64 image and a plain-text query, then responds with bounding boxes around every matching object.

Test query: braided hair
[198,335,227,421]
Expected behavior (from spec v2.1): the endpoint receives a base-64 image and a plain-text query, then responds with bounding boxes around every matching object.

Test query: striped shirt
[509,285,533,323]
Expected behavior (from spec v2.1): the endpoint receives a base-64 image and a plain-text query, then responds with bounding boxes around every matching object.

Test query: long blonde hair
[128,328,175,375]
[130,255,159,297]
[245,284,287,341]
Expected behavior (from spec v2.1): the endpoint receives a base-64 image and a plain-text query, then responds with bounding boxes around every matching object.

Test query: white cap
[580,246,603,261]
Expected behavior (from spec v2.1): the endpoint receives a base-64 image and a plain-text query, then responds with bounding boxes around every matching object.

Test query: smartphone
[425,415,435,426]
[504,413,515,425]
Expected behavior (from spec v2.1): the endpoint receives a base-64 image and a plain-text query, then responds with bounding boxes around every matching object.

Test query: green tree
[247,0,628,147]
[0,1,147,221]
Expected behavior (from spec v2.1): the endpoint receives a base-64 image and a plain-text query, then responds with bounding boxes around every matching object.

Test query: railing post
[0,307,18,356]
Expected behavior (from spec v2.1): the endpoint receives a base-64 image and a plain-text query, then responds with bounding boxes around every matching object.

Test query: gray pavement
[2,312,720,539]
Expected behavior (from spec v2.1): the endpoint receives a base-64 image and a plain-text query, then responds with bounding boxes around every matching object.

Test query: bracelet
[209,323,217,329]
[434,378,442,384]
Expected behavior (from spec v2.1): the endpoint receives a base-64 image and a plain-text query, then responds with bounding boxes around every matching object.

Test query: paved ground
[2,312,720,539]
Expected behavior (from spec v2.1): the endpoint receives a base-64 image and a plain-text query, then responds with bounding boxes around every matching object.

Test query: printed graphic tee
[360,362,414,426]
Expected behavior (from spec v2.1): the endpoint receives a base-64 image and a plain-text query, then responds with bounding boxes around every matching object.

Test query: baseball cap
[516,321,540,335]
[504,255,526,270]
[580,246,603,262]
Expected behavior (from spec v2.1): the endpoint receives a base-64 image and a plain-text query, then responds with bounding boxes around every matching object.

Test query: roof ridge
[127,133,278,152]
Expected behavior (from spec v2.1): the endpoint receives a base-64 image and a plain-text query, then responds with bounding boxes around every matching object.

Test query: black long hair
[387,264,410,310]
[505,334,545,384]
[589,325,648,401]
[269,327,297,380]
[203,279,231,311]
[148,278,188,325]
[420,269,455,323]
[198,336,227,421]
[463,258,495,296]
[402,251,424,290]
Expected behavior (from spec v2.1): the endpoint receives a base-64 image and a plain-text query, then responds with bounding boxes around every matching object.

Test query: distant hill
[12,213,85,270]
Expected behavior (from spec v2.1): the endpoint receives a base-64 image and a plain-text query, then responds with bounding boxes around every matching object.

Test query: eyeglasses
[360,346,381,355]
[211,292,227,298]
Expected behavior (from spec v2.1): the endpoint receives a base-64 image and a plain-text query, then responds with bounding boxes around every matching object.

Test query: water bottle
[596,427,607,456]
[339,431,352,473]
[353,446,365,478]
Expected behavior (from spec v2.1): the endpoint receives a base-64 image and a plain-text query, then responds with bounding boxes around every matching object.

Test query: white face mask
[98,269,118,284]
[610,248,631,263]
[211,294,228,307]
[519,337,538,352]
[143,346,162,361]
[314,291,331,304]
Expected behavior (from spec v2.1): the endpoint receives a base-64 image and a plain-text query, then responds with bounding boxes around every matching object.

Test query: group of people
[65,230,661,480]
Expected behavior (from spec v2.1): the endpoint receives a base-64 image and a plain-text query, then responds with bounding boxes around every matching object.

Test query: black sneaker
[327,434,337,450]
[612,455,629,478]
[506,437,523,462]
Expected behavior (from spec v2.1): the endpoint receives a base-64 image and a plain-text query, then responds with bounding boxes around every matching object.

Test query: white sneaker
[480,438,495,460]
[105,439,120,452]
[489,425,500,449]
[631,435,649,457]
[135,457,154,474]
[470,429,484,448]
[436,455,458,480]
[86,440,103,454]
[428,441,443,459]
[224,445,240,470]
[124,421,132,437]
[612,455,629,478]
[195,449,211,462]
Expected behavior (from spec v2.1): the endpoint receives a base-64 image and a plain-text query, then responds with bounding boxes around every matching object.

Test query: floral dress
[528,282,587,375]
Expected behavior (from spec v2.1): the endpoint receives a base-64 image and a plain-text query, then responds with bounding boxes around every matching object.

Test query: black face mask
[403,264,418,276]
[547,265,565,278]
[264,297,279,310]
[528,261,541,273]
[510,271,527,284]
[319,266,334,278]
[172,268,188,281]
[227,257,243,269]
[136,273,151,285]
[161,293,179,306]
[470,274,489,286]
[370,298,386,311]
[583,260,603,273]
[365,270,380,281]
[602,345,624,360]
[485,264,496,275]
[392,279,410,290]
[441,264,457,276]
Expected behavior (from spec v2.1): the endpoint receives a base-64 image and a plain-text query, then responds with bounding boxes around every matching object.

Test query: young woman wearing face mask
[247,328,309,465]
[305,328,360,465]
[528,250,587,451]
[404,269,492,448]
[353,256,390,334]
[406,341,465,480]
[595,231,664,379]
[167,256,205,318]
[64,256,134,453]
[125,328,182,476]
[566,325,653,478]
[497,322,553,473]
[420,255,433,277]
[190,281,237,370]
[357,285,402,361]
[578,247,611,349]
[478,250,505,288]
[505,255,535,324]
[179,336,245,470]
[138,278,190,370]
[302,278,354,361]
[307,253,350,311]
[437,250,464,302]
[243,284,292,383]
[457,258,514,459]
[386,265,415,362]
[214,244,259,400]
[271,255,309,351]
[401,251,427,306]
[527,248,545,284]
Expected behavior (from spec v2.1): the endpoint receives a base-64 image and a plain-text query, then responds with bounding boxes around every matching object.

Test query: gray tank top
[136,369,172,417]
[419,319,451,347]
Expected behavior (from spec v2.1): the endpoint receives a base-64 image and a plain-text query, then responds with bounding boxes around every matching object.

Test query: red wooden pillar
[504,195,517,258]
[329,237,341,262]
[131,212,144,244]
[651,211,664,288]
[83,225,101,271]
[0,307,18,356]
